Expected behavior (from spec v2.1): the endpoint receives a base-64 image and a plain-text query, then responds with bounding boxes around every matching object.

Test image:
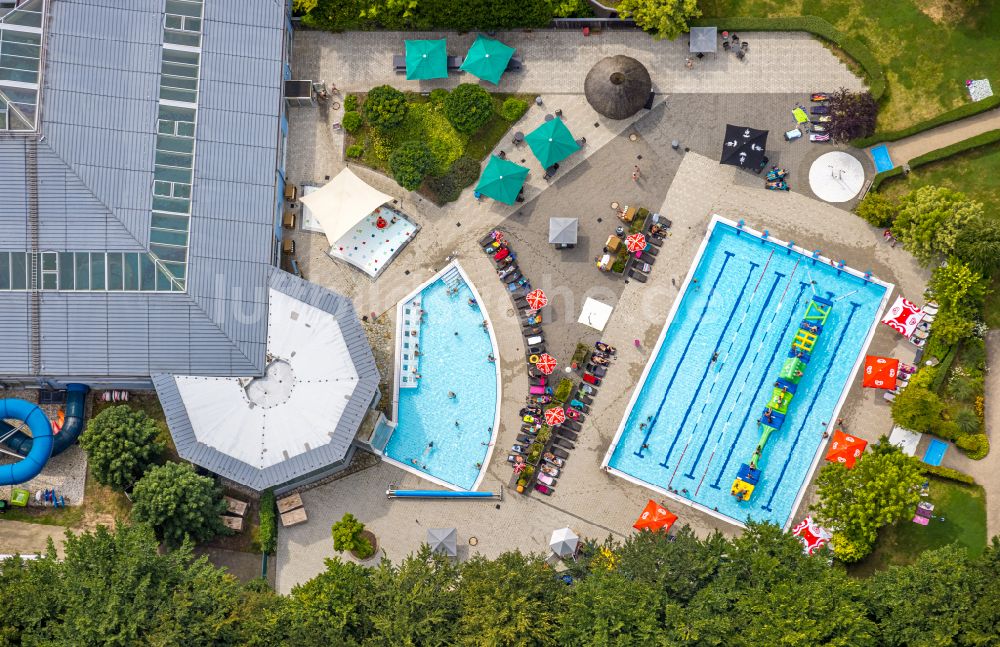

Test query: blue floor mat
[923,438,948,466]
[870,145,894,173]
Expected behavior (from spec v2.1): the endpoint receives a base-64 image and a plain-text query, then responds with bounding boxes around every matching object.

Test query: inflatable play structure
[0,384,89,486]
[731,297,833,501]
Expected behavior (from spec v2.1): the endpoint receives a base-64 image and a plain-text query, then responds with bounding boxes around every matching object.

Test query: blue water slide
[386,489,503,500]
[0,384,89,486]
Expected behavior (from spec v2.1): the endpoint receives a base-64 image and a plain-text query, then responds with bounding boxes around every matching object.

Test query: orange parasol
[824,429,868,469]
[862,355,899,390]
[633,499,677,532]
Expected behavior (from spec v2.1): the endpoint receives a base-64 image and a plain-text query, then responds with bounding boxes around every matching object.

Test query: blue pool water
[923,438,948,466]
[609,223,888,527]
[870,145,894,173]
[387,272,498,490]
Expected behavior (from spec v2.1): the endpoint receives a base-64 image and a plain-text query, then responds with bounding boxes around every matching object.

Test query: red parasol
[535,353,557,374]
[544,406,566,426]
[791,516,832,555]
[881,296,924,337]
[525,289,548,309]
[633,499,677,532]
[862,355,899,390]
[625,233,647,253]
[824,430,868,469]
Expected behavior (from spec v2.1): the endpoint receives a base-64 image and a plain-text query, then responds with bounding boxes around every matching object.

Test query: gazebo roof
[584,55,652,120]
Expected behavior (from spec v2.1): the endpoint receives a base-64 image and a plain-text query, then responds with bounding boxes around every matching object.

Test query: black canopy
[720,125,768,169]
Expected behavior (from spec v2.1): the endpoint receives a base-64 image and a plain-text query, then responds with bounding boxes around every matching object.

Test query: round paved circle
[808,151,865,202]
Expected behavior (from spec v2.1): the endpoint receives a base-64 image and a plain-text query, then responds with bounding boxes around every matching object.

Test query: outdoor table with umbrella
[535,353,557,375]
[405,39,448,80]
[426,527,458,557]
[720,124,768,171]
[525,117,581,169]
[525,289,548,309]
[460,35,515,85]
[544,406,566,426]
[625,232,647,254]
[549,527,579,558]
[475,155,529,205]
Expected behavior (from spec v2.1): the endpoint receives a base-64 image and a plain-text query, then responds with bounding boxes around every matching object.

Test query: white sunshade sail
[298,168,394,246]
[888,426,921,457]
[578,297,614,332]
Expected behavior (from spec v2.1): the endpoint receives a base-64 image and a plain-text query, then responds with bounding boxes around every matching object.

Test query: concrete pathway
[868,107,1000,169]
[295,30,864,96]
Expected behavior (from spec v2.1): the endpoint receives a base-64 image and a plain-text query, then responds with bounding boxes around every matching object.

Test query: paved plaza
[275,29,932,593]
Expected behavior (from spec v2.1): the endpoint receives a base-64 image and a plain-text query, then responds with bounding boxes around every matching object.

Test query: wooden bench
[277,492,303,514]
[224,495,248,517]
[280,508,308,527]
[220,515,245,532]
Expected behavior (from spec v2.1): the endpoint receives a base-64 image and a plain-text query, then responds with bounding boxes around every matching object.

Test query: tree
[828,88,878,142]
[558,570,662,645]
[613,526,726,606]
[362,85,408,130]
[331,512,373,559]
[0,523,265,645]
[616,0,701,41]
[79,404,164,489]
[866,545,977,646]
[443,83,493,134]
[891,386,944,435]
[130,462,227,547]
[457,552,566,646]
[366,546,460,645]
[893,186,984,265]
[285,558,373,645]
[854,192,898,228]
[811,444,924,561]
[389,140,434,191]
[955,215,1000,275]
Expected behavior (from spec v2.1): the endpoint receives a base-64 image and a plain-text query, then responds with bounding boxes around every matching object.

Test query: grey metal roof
[152,269,381,491]
[548,217,579,245]
[0,0,288,380]
[690,26,717,53]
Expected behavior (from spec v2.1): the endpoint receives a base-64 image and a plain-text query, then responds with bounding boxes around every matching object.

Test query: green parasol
[475,156,529,205]
[460,35,515,85]
[405,39,448,81]
[524,117,581,169]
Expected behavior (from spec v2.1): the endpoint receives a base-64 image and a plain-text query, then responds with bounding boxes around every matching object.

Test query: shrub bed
[258,489,277,555]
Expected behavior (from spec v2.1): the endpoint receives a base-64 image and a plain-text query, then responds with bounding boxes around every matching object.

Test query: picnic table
[281,508,308,527]
[224,495,249,517]
[220,515,245,532]
[277,492,304,514]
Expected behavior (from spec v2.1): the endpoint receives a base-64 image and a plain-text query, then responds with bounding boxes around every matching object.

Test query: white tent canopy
[578,297,614,331]
[888,426,921,456]
[299,168,394,246]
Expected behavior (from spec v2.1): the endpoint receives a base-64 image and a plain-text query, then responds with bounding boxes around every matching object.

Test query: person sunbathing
[596,342,617,355]
[592,355,610,366]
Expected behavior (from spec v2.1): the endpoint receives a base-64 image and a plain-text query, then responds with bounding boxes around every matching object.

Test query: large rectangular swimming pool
[606,218,890,528]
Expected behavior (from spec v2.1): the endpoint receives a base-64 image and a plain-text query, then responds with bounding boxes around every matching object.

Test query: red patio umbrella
[633,499,677,532]
[881,296,923,337]
[792,516,832,555]
[544,406,566,426]
[824,429,868,469]
[862,355,899,390]
[525,289,548,309]
[625,233,647,253]
[535,353,557,374]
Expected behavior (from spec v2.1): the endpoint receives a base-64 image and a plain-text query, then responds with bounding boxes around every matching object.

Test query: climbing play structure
[0,384,89,486]
[731,297,833,501]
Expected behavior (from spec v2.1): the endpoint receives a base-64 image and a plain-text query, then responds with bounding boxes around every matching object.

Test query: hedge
[919,464,977,486]
[690,16,884,100]
[869,129,1000,192]
[854,96,1000,147]
[869,166,904,192]
[928,345,957,394]
[258,489,277,555]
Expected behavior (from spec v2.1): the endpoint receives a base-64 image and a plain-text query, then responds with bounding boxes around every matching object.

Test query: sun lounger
[575,394,593,406]
[555,429,579,441]
[551,447,569,460]
[552,436,575,450]
[534,483,553,495]
[503,271,522,284]
[447,55,464,71]
[393,54,406,73]
[646,236,663,248]
[639,253,656,265]
[583,373,601,386]
[527,344,545,356]
[643,246,658,257]
[883,391,896,402]
[563,420,582,432]
[506,55,523,71]
[628,269,648,283]
[586,364,607,377]
[530,376,547,386]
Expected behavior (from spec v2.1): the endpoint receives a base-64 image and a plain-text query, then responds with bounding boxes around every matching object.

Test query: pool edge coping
[601,214,895,531]
[389,259,502,492]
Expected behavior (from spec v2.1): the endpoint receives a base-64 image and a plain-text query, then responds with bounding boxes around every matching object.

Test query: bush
[258,489,277,555]
[854,95,1000,147]
[827,88,878,143]
[426,156,482,204]
[500,97,529,122]
[362,85,408,130]
[389,140,434,190]
[444,84,494,134]
[429,88,449,104]
[891,386,943,436]
[343,93,358,112]
[690,16,885,99]
[79,405,165,490]
[342,111,362,133]
[894,186,983,265]
[345,144,363,158]
[855,192,898,228]
[331,513,373,559]
[920,464,977,485]
[131,462,227,547]
[618,0,702,41]
[554,378,574,403]
[956,432,989,459]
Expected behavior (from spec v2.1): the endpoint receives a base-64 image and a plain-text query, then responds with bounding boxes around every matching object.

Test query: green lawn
[879,140,1000,326]
[849,477,987,577]
[699,0,1000,131]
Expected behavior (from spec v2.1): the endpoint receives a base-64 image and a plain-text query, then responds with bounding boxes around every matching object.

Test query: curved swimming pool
[386,262,500,490]
[604,218,891,528]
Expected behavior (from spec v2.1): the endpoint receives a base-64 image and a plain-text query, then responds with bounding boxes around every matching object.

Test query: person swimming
[711,351,719,363]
